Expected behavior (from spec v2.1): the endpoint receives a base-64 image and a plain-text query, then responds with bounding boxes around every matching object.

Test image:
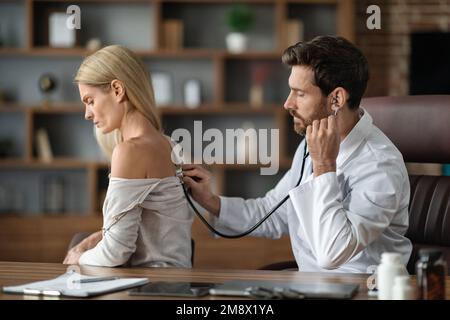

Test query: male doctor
[182,36,412,273]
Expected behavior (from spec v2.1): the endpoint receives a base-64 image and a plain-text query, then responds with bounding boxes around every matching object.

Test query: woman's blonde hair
[75,45,161,159]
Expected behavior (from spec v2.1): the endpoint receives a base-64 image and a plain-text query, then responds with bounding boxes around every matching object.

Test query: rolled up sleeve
[79,178,160,267]
[79,206,142,267]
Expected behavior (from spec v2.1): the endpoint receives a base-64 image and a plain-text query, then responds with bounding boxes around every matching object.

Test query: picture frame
[183,79,201,109]
[151,72,173,106]
[46,9,80,48]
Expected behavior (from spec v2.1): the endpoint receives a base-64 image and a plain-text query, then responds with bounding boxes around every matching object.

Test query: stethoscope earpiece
[332,95,339,116]
[334,108,339,116]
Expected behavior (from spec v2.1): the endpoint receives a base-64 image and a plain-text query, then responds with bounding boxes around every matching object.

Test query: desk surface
[0,261,448,300]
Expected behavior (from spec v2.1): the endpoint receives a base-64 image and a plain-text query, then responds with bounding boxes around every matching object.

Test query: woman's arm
[73,141,158,267]
[63,231,102,265]
[78,206,143,267]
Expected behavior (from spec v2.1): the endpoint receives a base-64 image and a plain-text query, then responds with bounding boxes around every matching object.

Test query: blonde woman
[63,45,193,268]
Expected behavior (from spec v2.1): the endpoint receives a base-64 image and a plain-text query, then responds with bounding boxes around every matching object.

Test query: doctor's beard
[292,98,330,136]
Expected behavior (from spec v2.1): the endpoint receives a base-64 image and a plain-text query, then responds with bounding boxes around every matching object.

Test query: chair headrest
[361,95,450,163]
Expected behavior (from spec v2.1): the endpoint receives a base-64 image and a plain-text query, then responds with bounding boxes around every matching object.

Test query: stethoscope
[178,107,340,239]
[178,141,310,239]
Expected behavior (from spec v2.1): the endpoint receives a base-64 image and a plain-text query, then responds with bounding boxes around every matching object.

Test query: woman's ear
[111,79,126,102]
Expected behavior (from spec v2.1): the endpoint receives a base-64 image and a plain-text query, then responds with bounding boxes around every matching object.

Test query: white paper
[2,272,149,297]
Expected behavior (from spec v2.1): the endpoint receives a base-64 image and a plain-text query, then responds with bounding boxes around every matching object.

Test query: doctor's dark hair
[282,36,369,110]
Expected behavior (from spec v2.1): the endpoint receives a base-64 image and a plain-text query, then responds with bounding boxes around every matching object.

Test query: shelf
[0,104,29,112]
[0,0,355,267]
[0,47,284,58]
[222,102,283,111]
[212,161,291,170]
[159,104,283,115]
[220,51,283,59]
[161,0,277,3]
[0,158,292,170]
[0,103,286,115]
[31,0,150,2]
[157,104,215,114]
[0,158,106,169]
[0,103,83,113]
[0,48,28,56]
[0,157,295,171]
[31,104,84,113]
[287,0,338,3]
[0,157,294,172]
[0,212,99,218]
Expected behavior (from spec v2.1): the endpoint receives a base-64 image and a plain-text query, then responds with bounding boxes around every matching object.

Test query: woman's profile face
[78,83,125,134]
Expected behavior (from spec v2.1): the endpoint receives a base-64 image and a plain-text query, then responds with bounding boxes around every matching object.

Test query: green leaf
[225,5,254,33]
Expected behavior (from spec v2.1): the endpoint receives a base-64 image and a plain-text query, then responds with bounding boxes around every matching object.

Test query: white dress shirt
[215,109,412,273]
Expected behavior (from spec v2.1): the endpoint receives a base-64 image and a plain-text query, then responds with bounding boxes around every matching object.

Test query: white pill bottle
[377,252,408,300]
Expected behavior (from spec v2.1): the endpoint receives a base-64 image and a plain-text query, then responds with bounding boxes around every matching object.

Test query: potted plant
[225,5,253,53]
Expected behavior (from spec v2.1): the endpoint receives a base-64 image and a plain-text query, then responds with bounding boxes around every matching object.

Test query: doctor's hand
[182,164,221,217]
[306,115,340,177]
[63,230,102,265]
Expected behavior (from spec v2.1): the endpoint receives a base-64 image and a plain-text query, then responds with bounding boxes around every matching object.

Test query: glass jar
[416,248,447,300]
[41,175,65,214]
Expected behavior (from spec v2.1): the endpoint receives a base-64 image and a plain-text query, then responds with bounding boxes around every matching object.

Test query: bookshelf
[0,0,355,269]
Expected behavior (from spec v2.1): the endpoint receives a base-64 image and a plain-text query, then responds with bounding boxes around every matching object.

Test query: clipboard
[2,271,149,298]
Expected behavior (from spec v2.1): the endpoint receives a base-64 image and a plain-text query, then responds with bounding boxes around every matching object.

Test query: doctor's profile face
[79,82,125,134]
[283,65,331,136]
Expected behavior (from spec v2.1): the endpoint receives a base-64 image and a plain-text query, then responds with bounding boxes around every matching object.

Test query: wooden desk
[0,261,448,300]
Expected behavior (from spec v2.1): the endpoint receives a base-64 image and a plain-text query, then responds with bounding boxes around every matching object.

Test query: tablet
[209,280,359,299]
[128,281,218,297]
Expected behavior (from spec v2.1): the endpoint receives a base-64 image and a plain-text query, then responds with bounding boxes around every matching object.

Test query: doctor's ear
[110,79,126,102]
[329,88,348,112]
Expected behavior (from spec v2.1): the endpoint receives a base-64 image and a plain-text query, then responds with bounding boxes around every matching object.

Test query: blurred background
[0,0,449,269]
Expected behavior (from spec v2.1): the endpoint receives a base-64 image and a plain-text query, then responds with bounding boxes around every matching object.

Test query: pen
[72,276,120,284]
[24,288,61,296]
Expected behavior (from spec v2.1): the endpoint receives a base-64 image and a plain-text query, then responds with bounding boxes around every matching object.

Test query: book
[162,19,183,50]
[285,19,304,46]
[2,271,149,298]
[35,128,53,163]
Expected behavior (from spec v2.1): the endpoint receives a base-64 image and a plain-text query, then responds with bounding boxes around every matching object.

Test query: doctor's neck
[335,106,362,141]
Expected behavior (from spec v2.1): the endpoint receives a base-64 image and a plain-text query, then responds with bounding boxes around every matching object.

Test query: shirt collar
[335,107,373,169]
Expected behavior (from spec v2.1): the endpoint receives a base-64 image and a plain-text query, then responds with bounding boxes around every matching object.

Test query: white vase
[226,32,248,53]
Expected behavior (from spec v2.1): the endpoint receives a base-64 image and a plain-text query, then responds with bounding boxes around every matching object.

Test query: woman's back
[103,176,192,268]
[78,134,193,268]
[110,133,176,180]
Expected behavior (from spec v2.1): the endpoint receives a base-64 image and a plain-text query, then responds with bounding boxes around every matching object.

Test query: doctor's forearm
[202,194,221,217]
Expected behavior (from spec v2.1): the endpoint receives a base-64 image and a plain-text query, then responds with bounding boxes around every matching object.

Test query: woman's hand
[181,164,221,217]
[63,248,84,265]
[63,231,103,265]
[306,115,340,177]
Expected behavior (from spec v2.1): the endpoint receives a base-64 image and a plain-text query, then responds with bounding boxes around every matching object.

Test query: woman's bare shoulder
[111,137,175,179]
